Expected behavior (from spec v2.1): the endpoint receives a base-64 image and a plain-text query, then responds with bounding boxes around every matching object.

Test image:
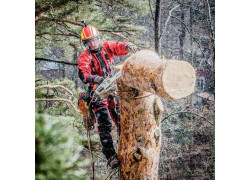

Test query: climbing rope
[117,93,154,100]
[117,89,154,100]
[84,100,95,180]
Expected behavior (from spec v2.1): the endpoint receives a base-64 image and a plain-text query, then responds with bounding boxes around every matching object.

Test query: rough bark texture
[116,50,196,179]
[117,80,163,180]
[121,50,196,100]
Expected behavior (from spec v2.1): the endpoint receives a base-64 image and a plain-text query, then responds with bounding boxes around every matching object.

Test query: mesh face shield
[82,36,100,45]
[83,36,101,51]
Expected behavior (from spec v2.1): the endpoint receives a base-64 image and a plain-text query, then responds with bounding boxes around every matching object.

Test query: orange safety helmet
[80,23,99,42]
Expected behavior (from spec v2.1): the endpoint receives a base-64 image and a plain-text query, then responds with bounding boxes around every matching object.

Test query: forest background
[35,0,215,179]
[1,0,250,180]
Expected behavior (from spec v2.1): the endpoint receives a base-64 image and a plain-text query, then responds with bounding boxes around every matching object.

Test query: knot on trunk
[133,148,142,162]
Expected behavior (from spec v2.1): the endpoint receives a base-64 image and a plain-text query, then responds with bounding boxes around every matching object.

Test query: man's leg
[93,98,120,169]
[108,96,121,134]
[95,106,116,160]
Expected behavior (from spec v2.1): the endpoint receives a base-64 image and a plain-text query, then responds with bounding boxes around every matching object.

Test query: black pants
[94,99,120,160]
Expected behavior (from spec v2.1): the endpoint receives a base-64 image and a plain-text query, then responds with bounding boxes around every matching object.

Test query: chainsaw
[93,70,121,99]
[78,71,122,129]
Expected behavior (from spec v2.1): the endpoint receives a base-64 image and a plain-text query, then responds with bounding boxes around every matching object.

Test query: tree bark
[179,5,185,60]
[118,82,163,180]
[121,50,196,100]
[203,0,215,78]
[154,0,161,55]
[116,50,196,179]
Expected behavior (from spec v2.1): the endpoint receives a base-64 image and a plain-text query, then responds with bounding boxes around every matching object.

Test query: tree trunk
[121,50,196,100]
[116,50,196,179]
[179,5,185,60]
[118,81,163,180]
[203,0,215,78]
[154,0,161,55]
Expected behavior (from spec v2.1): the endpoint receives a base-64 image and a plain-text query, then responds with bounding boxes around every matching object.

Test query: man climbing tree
[77,22,138,169]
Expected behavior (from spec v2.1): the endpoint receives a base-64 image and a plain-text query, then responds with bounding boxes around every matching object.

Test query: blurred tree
[35,111,87,180]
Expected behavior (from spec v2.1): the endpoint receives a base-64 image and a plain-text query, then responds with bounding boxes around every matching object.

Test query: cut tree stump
[116,50,196,180]
[121,50,196,100]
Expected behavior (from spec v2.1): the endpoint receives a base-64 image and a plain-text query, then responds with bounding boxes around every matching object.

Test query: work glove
[87,75,104,84]
[126,43,139,53]
[93,76,104,85]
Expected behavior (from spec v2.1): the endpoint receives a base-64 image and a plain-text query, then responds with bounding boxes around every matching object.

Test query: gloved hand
[87,75,104,84]
[93,76,104,84]
[126,43,139,53]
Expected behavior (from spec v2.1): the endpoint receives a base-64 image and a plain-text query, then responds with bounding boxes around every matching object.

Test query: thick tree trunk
[118,81,163,180]
[116,50,196,179]
[121,50,196,100]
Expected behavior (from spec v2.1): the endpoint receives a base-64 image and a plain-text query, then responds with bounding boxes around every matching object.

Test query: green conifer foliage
[35,111,87,180]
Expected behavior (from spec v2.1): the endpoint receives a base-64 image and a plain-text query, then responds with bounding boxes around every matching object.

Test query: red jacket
[78,41,129,84]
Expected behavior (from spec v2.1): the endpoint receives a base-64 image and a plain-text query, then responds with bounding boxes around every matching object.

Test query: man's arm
[78,52,104,85]
[103,41,129,56]
[78,52,92,83]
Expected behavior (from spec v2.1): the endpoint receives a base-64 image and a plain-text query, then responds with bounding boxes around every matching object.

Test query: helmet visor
[83,36,101,50]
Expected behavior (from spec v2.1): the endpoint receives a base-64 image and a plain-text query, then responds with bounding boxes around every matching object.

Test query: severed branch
[35,84,74,96]
[35,98,80,113]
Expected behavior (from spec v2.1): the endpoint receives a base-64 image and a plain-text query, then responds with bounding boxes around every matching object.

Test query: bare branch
[179,1,206,16]
[35,98,80,113]
[35,85,74,96]
[36,32,79,38]
[82,146,107,162]
[36,14,84,27]
[160,5,180,38]
[148,0,155,22]
[172,15,205,56]
[35,0,72,16]
[36,14,133,40]
[108,32,146,49]
[98,29,128,33]
[35,57,78,66]
[204,0,214,40]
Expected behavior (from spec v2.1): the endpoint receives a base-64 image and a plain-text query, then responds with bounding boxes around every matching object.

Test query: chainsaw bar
[94,71,121,97]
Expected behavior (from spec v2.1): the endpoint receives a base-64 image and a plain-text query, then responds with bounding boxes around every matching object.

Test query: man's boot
[107,154,120,169]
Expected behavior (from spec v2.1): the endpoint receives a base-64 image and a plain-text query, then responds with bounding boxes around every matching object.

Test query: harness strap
[89,52,97,74]
[88,48,114,77]
[103,48,115,76]
[102,48,111,72]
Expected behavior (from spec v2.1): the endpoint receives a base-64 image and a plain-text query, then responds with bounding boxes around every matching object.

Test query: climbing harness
[88,47,114,78]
